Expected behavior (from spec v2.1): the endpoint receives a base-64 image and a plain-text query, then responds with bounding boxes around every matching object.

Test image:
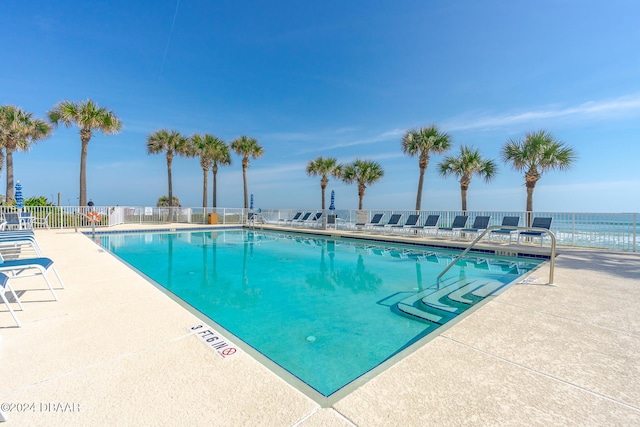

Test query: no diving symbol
[221,348,236,356]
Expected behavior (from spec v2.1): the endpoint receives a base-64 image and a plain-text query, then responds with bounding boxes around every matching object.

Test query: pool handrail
[436,225,556,287]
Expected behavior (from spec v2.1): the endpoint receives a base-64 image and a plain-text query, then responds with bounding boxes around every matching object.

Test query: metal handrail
[436,225,557,287]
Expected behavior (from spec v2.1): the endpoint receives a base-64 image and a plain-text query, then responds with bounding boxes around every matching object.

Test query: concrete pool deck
[1,224,639,426]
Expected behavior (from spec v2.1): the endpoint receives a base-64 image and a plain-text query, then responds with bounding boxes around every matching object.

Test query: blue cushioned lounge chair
[518,217,553,246]
[305,212,322,227]
[357,213,384,229]
[0,230,43,260]
[460,216,491,239]
[279,212,302,225]
[373,214,402,231]
[437,215,468,238]
[490,216,520,242]
[291,212,312,226]
[390,214,420,234]
[414,214,440,235]
[0,253,65,301]
[3,213,21,230]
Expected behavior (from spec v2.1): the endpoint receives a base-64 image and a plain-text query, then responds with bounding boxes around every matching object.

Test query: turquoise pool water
[98,229,542,397]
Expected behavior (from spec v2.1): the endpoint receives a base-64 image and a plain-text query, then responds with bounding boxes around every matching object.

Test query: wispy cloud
[295,128,404,154]
[339,151,405,163]
[443,93,640,131]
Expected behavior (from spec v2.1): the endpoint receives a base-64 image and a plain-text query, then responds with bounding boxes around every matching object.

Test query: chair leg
[5,282,24,311]
[1,290,22,327]
[51,266,65,289]
[38,268,59,301]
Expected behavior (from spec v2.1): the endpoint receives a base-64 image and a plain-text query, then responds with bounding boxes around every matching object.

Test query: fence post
[634,213,637,253]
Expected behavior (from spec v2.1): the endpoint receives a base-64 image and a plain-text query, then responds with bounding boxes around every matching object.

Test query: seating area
[254,210,555,248]
[0,229,65,328]
[372,214,403,231]
[0,211,51,230]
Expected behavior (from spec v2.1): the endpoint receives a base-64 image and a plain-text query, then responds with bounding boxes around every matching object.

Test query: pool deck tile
[1,224,639,426]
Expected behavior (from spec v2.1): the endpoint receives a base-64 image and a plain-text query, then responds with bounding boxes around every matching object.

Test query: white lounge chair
[31,212,51,230]
[489,216,520,242]
[0,231,43,256]
[417,214,440,235]
[0,253,65,301]
[459,216,491,239]
[356,213,384,230]
[436,215,468,238]
[1,272,24,327]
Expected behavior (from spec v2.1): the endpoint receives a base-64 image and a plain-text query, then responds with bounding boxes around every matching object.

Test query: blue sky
[2,0,639,212]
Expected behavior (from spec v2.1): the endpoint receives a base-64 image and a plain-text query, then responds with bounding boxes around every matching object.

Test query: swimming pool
[98,229,543,398]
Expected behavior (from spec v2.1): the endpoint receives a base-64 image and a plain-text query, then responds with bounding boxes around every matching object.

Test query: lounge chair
[437,215,468,238]
[357,213,384,230]
[490,216,520,242]
[0,237,42,259]
[390,214,420,233]
[20,212,33,229]
[518,217,553,246]
[3,213,21,230]
[291,212,312,226]
[326,213,340,230]
[0,230,43,258]
[31,212,51,230]
[0,253,65,301]
[459,216,491,239]
[278,212,302,225]
[1,272,24,327]
[414,214,440,235]
[247,212,265,225]
[305,212,323,227]
[373,214,402,231]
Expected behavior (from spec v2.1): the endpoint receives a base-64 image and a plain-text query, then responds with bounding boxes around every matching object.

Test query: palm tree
[438,146,498,213]
[0,105,52,202]
[146,129,189,218]
[210,138,231,208]
[401,125,452,211]
[230,136,263,209]
[157,195,181,207]
[501,130,577,224]
[306,156,342,210]
[341,159,384,210]
[189,134,222,210]
[48,99,121,206]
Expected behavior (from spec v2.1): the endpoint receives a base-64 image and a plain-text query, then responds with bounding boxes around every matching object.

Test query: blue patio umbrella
[329,190,335,211]
[250,193,254,210]
[15,181,24,209]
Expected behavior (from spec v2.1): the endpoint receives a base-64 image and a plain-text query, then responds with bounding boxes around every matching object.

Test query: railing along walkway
[436,225,557,287]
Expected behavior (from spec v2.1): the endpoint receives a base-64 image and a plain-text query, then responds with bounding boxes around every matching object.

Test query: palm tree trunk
[461,184,468,214]
[242,165,248,209]
[358,183,365,210]
[167,155,173,222]
[79,130,91,207]
[321,183,326,210]
[212,165,218,209]
[526,185,535,227]
[415,167,426,211]
[5,148,15,202]
[202,167,208,210]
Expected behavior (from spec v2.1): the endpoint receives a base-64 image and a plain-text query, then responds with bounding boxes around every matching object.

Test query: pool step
[395,277,507,324]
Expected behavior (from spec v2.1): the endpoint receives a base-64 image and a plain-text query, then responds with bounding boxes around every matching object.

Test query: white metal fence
[2,206,638,252]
